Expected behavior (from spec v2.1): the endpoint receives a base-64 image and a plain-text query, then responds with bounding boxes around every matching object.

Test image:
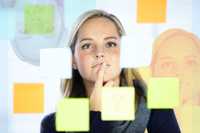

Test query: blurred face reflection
[152,34,200,105]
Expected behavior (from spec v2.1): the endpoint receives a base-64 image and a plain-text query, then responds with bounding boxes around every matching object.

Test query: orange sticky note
[137,0,166,23]
[13,83,44,113]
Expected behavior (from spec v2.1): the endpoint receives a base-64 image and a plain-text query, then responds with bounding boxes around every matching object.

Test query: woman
[150,28,200,133]
[151,28,200,106]
[41,9,180,133]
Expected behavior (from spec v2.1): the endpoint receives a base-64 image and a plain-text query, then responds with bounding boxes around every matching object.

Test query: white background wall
[1,0,199,133]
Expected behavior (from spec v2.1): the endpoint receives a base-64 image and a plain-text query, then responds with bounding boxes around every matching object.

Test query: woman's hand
[90,62,115,111]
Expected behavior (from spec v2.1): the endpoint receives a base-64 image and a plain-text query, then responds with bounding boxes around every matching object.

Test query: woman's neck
[83,80,95,97]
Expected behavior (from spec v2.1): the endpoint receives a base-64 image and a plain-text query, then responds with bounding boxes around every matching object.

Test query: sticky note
[147,78,180,109]
[56,98,89,132]
[178,106,193,133]
[64,0,96,29]
[101,87,135,121]
[40,48,72,79]
[13,83,44,113]
[120,35,153,68]
[137,0,166,23]
[24,4,54,34]
[192,106,200,133]
[136,66,152,83]
[176,106,200,133]
[0,8,15,39]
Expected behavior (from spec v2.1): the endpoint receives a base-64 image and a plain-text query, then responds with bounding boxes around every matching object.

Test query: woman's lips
[92,63,111,74]
[91,63,110,69]
[91,63,103,68]
[94,63,104,72]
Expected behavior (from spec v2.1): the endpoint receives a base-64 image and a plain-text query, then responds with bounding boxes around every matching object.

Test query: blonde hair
[68,9,125,54]
[61,10,147,107]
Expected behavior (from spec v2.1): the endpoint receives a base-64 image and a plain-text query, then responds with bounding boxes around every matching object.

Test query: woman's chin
[88,72,120,84]
[103,74,119,83]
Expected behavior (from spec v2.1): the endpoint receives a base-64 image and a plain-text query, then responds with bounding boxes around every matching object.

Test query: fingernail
[102,62,106,68]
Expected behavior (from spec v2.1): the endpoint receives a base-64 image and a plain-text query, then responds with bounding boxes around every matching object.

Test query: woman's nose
[96,52,104,59]
[174,64,184,77]
[95,46,105,58]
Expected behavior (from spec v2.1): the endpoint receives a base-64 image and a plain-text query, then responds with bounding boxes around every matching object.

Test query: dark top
[40,109,181,133]
[41,80,181,133]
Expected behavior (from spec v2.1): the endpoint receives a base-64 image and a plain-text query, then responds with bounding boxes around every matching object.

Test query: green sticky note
[24,4,54,34]
[101,87,135,121]
[147,78,180,109]
[56,98,89,132]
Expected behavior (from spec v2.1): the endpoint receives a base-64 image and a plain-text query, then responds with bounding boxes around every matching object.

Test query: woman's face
[151,35,200,104]
[73,17,121,83]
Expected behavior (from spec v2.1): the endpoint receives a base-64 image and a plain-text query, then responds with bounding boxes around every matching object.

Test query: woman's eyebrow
[104,36,118,40]
[159,56,174,60]
[80,38,93,42]
[184,55,198,60]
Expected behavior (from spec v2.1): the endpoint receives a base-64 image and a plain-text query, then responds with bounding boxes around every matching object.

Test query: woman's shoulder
[148,109,181,133]
[40,113,58,133]
[41,113,55,126]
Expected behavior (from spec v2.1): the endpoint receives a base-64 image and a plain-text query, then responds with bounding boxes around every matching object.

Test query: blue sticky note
[192,0,200,38]
[0,8,16,40]
[64,0,96,29]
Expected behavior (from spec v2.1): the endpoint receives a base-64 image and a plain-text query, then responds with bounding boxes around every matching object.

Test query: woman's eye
[81,43,91,50]
[186,59,197,66]
[160,61,174,69]
[106,42,117,48]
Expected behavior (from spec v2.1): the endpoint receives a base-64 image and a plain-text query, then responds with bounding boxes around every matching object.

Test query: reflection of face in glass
[151,30,200,105]
[73,17,121,83]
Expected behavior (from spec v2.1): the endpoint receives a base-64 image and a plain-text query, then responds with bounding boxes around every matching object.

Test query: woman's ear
[72,56,77,70]
[72,63,77,70]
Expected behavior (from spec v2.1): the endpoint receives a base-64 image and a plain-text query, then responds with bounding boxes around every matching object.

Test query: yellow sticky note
[137,0,167,23]
[177,106,200,133]
[147,78,180,109]
[101,87,135,121]
[192,106,200,133]
[56,98,89,132]
[13,83,44,113]
[136,66,152,83]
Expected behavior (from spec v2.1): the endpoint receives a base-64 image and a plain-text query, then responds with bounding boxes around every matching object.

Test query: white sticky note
[101,87,135,121]
[120,35,153,68]
[40,48,72,79]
